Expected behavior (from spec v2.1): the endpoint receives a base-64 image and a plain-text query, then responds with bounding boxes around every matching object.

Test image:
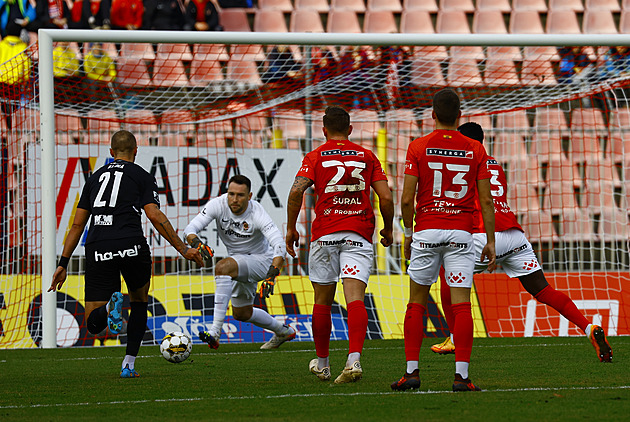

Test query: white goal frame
[38,29,630,348]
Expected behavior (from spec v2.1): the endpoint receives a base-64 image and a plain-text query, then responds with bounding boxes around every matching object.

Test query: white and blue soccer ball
[160,332,192,363]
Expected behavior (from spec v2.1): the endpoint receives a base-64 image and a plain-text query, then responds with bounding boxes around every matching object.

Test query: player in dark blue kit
[49,130,204,377]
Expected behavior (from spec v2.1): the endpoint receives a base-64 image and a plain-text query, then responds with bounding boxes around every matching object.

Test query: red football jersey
[405,129,491,233]
[473,157,523,233]
[297,139,388,242]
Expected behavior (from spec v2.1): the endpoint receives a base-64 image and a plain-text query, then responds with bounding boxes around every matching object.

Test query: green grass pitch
[1,337,628,421]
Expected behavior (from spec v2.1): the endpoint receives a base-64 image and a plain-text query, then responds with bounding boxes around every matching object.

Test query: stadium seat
[156,43,193,61]
[521,59,558,86]
[234,111,271,148]
[190,58,224,86]
[349,109,380,147]
[403,11,448,59]
[295,0,329,11]
[621,10,630,33]
[152,58,189,88]
[561,208,598,243]
[507,184,540,214]
[521,210,558,243]
[583,9,618,34]
[420,109,435,135]
[459,112,492,133]
[86,110,120,144]
[160,110,196,146]
[227,59,262,85]
[364,11,398,33]
[586,0,621,11]
[410,57,446,86]
[327,10,362,33]
[116,57,153,87]
[290,9,325,32]
[230,44,265,61]
[254,9,289,32]
[450,46,485,61]
[532,109,569,159]
[403,0,438,11]
[584,158,621,189]
[492,133,529,162]
[598,208,629,242]
[484,59,521,86]
[509,10,545,33]
[549,0,584,12]
[475,0,511,11]
[512,0,547,11]
[547,10,582,34]
[258,0,294,12]
[125,109,158,145]
[496,110,529,130]
[197,114,233,147]
[385,108,420,137]
[607,108,630,163]
[439,0,475,12]
[367,0,403,12]
[331,0,366,12]
[120,43,155,60]
[486,46,522,61]
[546,157,581,187]
[569,108,606,163]
[220,9,251,31]
[544,181,579,214]
[193,43,229,62]
[55,109,82,144]
[436,10,472,34]
[472,10,508,33]
[273,109,306,149]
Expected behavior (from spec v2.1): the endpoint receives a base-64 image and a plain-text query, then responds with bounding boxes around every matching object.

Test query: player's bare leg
[334,278,367,384]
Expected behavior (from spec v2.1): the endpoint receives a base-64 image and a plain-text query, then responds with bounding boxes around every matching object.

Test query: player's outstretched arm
[144,203,204,266]
[400,174,418,260]
[372,180,394,247]
[186,234,214,261]
[477,178,496,272]
[286,176,313,258]
[48,208,90,292]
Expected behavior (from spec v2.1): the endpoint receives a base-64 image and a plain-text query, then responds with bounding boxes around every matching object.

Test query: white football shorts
[230,252,274,307]
[473,229,541,278]
[407,229,475,289]
[309,231,373,285]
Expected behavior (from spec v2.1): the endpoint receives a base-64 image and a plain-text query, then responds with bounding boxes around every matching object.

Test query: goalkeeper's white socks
[247,307,284,333]
[122,355,136,370]
[212,275,233,337]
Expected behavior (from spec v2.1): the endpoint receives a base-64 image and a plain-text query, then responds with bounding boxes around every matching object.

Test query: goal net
[1,31,628,349]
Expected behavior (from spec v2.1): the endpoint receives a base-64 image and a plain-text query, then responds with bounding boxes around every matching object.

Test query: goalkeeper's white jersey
[183,194,286,258]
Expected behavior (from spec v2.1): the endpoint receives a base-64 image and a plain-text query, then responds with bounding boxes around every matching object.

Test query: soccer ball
[160,332,192,363]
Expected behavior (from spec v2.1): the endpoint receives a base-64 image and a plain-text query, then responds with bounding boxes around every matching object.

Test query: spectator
[68,0,111,29]
[602,46,630,79]
[339,46,373,109]
[262,45,302,84]
[84,42,116,105]
[110,0,143,30]
[0,0,36,38]
[33,0,72,30]
[142,0,185,31]
[558,46,595,84]
[313,49,338,84]
[184,0,222,32]
[53,41,81,106]
[218,0,252,8]
[0,21,31,129]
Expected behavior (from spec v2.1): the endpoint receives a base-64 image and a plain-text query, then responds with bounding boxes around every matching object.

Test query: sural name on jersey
[94,244,140,261]
[332,196,362,205]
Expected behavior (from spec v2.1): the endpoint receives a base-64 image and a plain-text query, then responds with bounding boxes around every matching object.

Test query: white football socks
[247,307,284,333]
[406,360,419,373]
[211,275,233,338]
[346,352,361,367]
[318,356,330,370]
[585,324,593,337]
[456,361,469,380]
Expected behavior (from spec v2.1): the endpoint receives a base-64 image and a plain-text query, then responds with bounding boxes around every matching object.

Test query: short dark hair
[111,130,137,154]
[228,174,251,192]
[433,89,461,126]
[458,122,484,144]
[323,106,350,136]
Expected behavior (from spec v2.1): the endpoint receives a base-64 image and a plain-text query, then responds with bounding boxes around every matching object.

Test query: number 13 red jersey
[297,139,388,242]
[405,130,491,233]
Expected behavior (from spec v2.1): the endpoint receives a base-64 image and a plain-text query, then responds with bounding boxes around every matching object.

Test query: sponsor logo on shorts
[93,215,113,226]
[447,272,466,284]
[317,239,364,247]
[426,148,472,158]
[95,244,140,261]
[522,259,539,271]
[342,264,360,276]
[497,243,528,259]
[417,241,468,249]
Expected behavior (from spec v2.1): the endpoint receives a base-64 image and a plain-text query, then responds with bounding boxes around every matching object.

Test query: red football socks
[404,302,426,362]
[535,285,590,332]
[312,304,332,358]
[347,300,368,354]
[452,302,473,363]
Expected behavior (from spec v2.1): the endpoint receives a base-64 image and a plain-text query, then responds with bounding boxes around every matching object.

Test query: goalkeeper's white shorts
[309,231,373,285]
[230,252,273,307]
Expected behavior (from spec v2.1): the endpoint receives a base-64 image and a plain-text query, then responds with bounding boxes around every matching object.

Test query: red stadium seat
[86,110,120,144]
[585,0,621,11]
[220,9,251,31]
[331,0,366,12]
[476,0,511,11]
[547,10,582,33]
[258,0,294,12]
[512,0,547,11]
[608,108,630,163]
[160,110,196,146]
[55,109,82,144]
[254,9,289,32]
[583,9,618,34]
[234,111,271,148]
[509,10,545,33]
[486,46,522,61]
[327,10,362,33]
[544,181,579,214]
[403,0,438,11]
[403,11,448,59]
[521,59,558,86]
[473,10,508,33]
[521,210,558,243]
[156,43,193,61]
[349,109,380,147]
[546,157,581,187]
[508,184,540,214]
[561,208,597,243]
[295,0,329,11]
[436,10,472,33]
[364,10,398,33]
[621,10,630,33]
[570,108,606,164]
[367,0,403,12]
[120,43,155,60]
[227,59,262,85]
[411,58,446,87]
[273,109,306,149]
[152,58,189,87]
[193,43,229,62]
[385,108,420,137]
[446,57,483,87]
[230,44,265,61]
[598,209,629,242]
[484,59,520,86]
[496,110,529,130]
[125,109,158,145]
[198,113,233,147]
[532,109,569,159]
[549,0,584,12]
[290,9,325,32]
[450,46,485,61]
[492,133,529,162]
[116,57,153,87]
[439,0,475,12]
[190,58,224,86]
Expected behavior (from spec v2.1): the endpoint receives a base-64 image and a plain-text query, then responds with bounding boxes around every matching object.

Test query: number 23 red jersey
[405,129,491,233]
[297,139,388,242]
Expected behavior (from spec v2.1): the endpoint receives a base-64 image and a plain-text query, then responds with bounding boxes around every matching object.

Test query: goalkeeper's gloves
[189,237,214,260]
[259,265,280,299]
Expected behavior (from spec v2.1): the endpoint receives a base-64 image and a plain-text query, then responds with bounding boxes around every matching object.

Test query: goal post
[8,29,628,349]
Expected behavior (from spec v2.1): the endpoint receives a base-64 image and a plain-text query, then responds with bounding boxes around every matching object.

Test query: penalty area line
[2,385,629,410]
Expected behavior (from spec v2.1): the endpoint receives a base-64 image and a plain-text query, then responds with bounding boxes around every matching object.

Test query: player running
[391,89,496,392]
[430,122,613,363]
[187,175,296,350]
[49,130,204,378]
[286,106,395,384]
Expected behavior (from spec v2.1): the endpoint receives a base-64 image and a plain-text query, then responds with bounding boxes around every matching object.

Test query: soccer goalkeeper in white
[184,175,296,350]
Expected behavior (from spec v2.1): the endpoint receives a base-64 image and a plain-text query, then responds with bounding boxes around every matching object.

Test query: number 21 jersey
[297,139,388,242]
